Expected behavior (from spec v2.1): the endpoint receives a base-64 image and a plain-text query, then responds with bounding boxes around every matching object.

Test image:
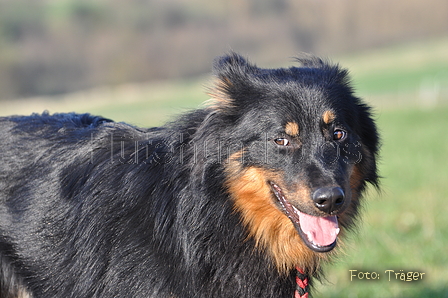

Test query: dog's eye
[333,129,347,141]
[274,138,290,146]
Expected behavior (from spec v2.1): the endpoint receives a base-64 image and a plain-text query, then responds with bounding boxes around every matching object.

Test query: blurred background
[1,0,447,297]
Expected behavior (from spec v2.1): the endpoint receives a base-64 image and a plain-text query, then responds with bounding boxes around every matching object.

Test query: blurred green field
[2,38,448,297]
[3,38,448,123]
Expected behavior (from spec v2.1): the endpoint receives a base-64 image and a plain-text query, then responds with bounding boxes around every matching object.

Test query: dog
[0,53,379,297]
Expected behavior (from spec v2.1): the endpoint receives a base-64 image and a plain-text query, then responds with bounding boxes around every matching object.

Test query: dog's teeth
[335,228,340,236]
[305,231,314,241]
[292,205,301,215]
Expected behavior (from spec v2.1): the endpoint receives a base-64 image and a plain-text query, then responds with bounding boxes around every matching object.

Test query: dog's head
[205,53,379,272]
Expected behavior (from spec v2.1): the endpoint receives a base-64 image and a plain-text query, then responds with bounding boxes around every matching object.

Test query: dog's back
[0,113,174,297]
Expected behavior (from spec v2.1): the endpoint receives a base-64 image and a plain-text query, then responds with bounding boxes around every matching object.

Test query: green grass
[2,37,448,297]
[337,38,448,110]
[85,79,209,126]
[338,38,448,95]
[2,78,209,127]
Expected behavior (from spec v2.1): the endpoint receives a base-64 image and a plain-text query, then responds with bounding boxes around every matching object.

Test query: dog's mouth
[270,182,339,253]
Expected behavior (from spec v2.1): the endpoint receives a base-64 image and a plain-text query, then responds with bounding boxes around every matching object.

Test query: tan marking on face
[224,152,331,274]
[285,122,299,137]
[322,110,336,124]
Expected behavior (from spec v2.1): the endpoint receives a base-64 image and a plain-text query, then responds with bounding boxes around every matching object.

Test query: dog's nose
[312,187,345,214]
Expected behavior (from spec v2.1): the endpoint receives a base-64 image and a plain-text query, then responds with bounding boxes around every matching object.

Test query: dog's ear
[206,52,259,116]
[213,52,252,74]
[354,102,380,188]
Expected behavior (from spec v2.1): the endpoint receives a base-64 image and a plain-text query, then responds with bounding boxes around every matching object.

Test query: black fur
[0,53,379,297]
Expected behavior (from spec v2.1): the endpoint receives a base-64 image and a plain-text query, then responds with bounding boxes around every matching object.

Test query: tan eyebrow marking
[322,110,336,124]
[285,122,299,136]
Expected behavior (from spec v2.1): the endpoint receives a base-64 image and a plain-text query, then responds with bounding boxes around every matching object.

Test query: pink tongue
[298,213,339,247]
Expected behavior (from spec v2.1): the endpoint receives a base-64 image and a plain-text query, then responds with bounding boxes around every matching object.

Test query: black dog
[0,53,379,298]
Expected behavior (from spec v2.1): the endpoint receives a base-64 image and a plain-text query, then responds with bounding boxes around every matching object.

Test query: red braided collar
[295,267,309,298]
